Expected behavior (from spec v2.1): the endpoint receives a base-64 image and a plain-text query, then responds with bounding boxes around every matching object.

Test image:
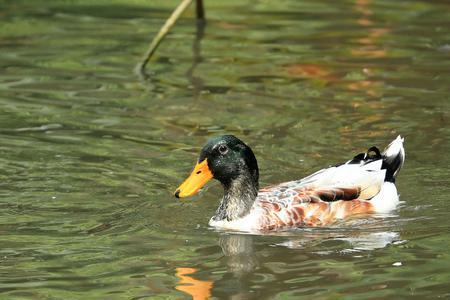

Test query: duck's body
[175,135,405,232]
[209,154,401,231]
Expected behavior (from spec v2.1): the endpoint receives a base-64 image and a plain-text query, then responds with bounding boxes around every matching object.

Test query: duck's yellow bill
[174,159,213,198]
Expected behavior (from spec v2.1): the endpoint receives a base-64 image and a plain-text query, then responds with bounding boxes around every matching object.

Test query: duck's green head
[174,135,259,198]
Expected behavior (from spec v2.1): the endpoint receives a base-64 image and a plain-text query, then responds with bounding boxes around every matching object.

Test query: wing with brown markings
[255,186,371,230]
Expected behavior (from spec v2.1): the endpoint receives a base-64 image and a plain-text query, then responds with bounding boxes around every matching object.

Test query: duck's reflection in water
[174,225,404,299]
[174,234,257,300]
[218,234,259,277]
[214,234,259,300]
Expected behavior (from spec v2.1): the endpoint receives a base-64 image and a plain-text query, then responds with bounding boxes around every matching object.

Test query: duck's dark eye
[218,144,228,155]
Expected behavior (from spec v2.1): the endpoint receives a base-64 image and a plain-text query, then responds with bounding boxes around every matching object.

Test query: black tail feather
[346,137,405,183]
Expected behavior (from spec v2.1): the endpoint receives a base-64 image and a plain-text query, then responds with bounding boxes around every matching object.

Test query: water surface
[1,0,449,299]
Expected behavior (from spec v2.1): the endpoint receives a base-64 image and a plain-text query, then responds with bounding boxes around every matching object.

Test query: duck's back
[251,136,405,231]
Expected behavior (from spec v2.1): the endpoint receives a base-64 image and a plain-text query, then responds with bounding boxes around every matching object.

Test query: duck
[174,135,405,232]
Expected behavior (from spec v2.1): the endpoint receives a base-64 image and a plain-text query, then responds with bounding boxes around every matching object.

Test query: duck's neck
[213,172,259,222]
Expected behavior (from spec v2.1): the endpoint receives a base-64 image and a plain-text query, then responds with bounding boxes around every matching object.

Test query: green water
[1,0,449,299]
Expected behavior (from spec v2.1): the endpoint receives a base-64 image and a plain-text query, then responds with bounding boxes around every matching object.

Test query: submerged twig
[135,0,206,78]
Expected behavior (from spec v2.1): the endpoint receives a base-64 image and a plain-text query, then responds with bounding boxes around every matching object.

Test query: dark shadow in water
[186,20,206,100]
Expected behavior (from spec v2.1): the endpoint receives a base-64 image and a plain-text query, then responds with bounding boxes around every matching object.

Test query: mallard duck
[174,135,405,232]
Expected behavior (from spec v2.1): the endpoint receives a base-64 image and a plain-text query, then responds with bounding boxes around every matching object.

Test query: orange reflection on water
[355,0,373,26]
[285,63,338,82]
[281,0,391,98]
[352,0,390,58]
[175,267,213,300]
[351,27,389,58]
